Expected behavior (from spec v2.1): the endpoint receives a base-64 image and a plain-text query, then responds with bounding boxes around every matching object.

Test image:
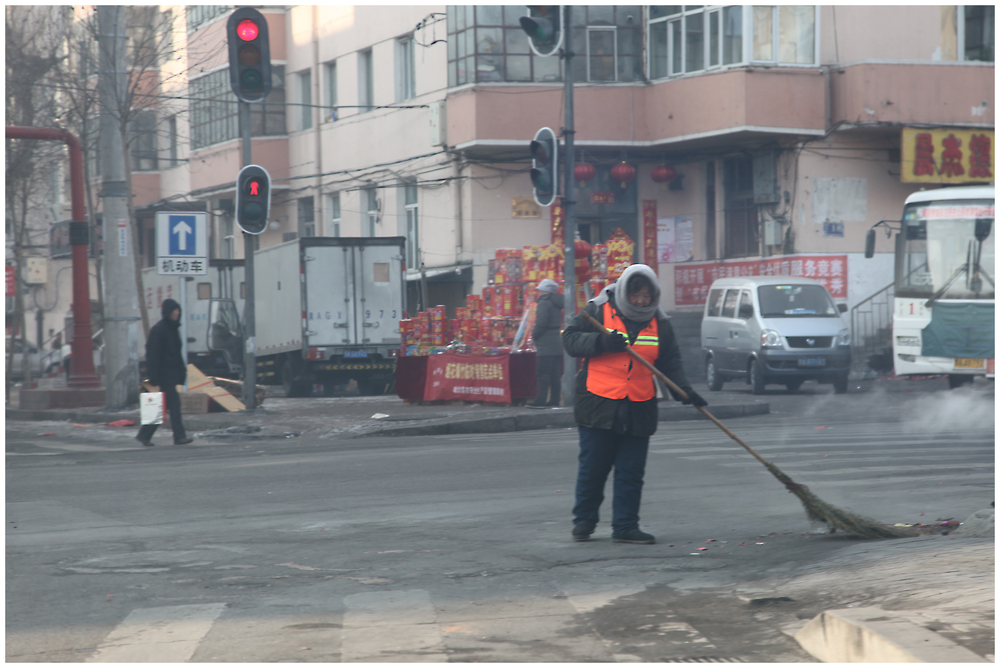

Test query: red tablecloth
[396,352,536,402]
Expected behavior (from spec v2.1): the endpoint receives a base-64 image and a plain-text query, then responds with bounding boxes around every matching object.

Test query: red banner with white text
[673,255,848,306]
[424,353,511,403]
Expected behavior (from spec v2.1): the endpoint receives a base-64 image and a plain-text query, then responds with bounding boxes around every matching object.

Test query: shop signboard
[901,128,994,184]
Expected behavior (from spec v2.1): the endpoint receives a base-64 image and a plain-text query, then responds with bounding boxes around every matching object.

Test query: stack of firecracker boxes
[398,243,611,357]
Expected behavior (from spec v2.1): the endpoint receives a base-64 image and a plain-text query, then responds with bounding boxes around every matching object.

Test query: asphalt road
[6,378,994,662]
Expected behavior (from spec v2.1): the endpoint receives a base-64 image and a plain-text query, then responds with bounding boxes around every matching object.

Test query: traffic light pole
[560,5,577,408]
[240,101,258,409]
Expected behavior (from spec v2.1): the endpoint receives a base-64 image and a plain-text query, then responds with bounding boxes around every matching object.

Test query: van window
[721,289,739,318]
[758,284,839,317]
[706,289,725,316]
[737,290,754,319]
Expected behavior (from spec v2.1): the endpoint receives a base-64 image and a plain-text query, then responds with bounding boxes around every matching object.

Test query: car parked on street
[5,336,61,382]
[701,276,852,394]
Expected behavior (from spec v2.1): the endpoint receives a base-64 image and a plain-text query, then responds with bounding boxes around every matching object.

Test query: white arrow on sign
[173,219,193,251]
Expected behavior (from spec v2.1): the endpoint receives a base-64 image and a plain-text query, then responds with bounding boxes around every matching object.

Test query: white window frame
[364,187,378,237]
[396,35,416,102]
[402,183,419,269]
[358,49,374,113]
[750,6,819,66]
[298,196,315,237]
[327,192,340,237]
[297,69,312,131]
[586,26,618,82]
[324,60,337,122]
[958,5,995,62]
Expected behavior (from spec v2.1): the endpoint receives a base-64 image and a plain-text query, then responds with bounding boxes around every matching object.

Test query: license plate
[344,350,368,359]
[954,358,984,369]
[798,357,826,367]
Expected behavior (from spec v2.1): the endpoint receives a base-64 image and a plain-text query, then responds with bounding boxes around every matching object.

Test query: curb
[365,402,769,437]
[5,409,242,433]
[794,606,989,663]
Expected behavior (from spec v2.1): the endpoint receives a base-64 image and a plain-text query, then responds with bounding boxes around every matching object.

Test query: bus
[865,185,994,387]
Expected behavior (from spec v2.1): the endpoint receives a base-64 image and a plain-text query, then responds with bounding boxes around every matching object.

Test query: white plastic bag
[140,392,165,425]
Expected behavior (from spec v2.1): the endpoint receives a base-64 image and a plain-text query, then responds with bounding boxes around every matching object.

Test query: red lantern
[610,162,637,189]
[575,258,592,282]
[651,165,678,184]
[574,162,596,187]
[574,239,591,258]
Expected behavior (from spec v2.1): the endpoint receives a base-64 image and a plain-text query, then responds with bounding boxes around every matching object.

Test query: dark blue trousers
[136,384,187,443]
[572,425,650,536]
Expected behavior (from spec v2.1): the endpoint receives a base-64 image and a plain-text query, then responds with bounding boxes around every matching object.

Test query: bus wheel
[948,374,973,389]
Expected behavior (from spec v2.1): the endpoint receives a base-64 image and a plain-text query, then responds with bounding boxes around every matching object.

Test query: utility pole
[559,5,577,407]
[98,5,140,408]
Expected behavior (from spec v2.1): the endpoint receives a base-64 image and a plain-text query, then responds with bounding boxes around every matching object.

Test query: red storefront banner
[424,353,511,403]
[642,200,658,273]
[673,255,849,306]
[5,266,15,297]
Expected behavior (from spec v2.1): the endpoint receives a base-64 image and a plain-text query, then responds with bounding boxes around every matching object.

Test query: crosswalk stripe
[341,590,447,662]
[86,603,226,663]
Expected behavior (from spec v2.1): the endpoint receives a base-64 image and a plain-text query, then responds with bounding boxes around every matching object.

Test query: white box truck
[253,237,406,396]
[141,259,246,379]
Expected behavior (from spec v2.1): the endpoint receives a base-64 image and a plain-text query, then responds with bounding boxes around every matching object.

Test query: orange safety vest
[586,302,659,401]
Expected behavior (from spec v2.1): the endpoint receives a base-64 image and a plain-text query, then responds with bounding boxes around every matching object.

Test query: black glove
[598,331,628,353]
[672,386,708,407]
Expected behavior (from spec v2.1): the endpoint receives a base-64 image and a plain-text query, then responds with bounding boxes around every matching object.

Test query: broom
[581,310,918,539]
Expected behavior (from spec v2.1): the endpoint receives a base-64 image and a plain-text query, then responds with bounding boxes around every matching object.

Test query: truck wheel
[282,358,310,398]
[749,359,767,395]
[833,374,849,394]
[948,374,973,389]
[706,357,724,391]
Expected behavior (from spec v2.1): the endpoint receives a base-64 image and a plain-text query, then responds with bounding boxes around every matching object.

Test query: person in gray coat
[528,278,565,408]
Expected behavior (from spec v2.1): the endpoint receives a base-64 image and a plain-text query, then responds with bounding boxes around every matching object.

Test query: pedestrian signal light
[236,165,271,235]
[529,127,559,207]
[227,8,272,103]
[520,6,563,57]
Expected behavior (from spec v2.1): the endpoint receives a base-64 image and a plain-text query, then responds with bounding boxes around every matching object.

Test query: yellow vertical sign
[901,128,994,184]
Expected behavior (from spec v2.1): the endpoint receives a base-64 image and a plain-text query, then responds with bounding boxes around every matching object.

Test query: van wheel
[833,374,849,394]
[706,357,724,391]
[784,380,803,392]
[749,359,767,395]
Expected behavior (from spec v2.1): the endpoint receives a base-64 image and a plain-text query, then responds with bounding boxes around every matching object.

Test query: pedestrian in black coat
[136,298,193,446]
[527,279,565,408]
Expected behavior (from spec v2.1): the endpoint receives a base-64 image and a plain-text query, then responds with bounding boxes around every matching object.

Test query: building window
[962,5,994,62]
[722,157,758,259]
[297,69,312,130]
[324,60,337,121]
[162,9,174,59]
[358,49,374,112]
[568,6,642,83]
[328,192,341,236]
[167,115,178,166]
[363,188,378,237]
[447,5,561,85]
[190,66,286,149]
[298,197,315,237]
[129,110,158,171]
[752,6,816,65]
[396,35,416,101]
[186,5,229,32]
[403,184,419,268]
[587,28,617,81]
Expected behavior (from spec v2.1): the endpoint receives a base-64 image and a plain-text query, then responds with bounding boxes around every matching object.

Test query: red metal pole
[6,126,100,388]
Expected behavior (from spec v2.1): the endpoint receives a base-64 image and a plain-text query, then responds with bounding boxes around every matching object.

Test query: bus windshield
[897,199,995,300]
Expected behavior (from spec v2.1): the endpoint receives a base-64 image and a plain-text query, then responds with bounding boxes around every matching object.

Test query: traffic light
[227,7,272,103]
[529,127,558,207]
[235,165,271,234]
[520,6,563,57]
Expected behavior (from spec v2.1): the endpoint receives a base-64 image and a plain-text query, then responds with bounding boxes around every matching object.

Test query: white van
[701,276,852,394]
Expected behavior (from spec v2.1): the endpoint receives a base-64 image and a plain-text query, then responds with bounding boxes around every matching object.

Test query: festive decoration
[651,165,678,186]
[574,162,596,187]
[610,162,637,189]
[642,200,658,273]
[606,228,635,281]
[573,238,591,258]
[575,258,592,282]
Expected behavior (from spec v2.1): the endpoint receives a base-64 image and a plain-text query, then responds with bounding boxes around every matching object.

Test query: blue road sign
[156,212,208,275]
[169,215,197,255]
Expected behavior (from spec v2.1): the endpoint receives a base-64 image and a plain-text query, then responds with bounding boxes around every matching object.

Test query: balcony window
[190,66,286,150]
[963,5,994,62]
[448,5,563,85]
[649,5,814,80]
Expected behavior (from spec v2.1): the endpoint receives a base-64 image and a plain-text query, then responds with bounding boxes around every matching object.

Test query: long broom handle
[580,310,772,469]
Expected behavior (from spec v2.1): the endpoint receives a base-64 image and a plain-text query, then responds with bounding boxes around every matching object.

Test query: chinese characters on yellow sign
[901,128,994,184]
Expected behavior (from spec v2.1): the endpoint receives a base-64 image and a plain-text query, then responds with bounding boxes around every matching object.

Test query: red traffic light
[237,19,259,41]
[247,179,261,196]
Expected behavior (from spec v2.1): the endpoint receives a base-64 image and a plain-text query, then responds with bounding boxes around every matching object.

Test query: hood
[161,298,182,321]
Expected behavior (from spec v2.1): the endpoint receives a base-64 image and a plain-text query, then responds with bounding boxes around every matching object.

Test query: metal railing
[850,282,894,378]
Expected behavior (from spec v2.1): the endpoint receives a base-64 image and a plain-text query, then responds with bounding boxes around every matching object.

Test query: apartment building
[12,5,993,349]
